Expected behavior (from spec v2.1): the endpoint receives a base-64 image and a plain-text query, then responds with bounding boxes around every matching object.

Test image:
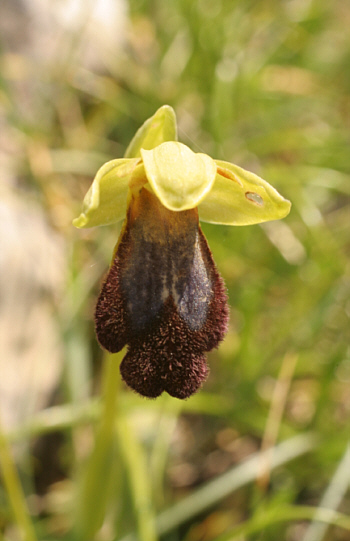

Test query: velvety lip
[95,188,229,399]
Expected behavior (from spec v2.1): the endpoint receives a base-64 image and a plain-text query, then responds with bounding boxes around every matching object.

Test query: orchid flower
[74,106,291,399]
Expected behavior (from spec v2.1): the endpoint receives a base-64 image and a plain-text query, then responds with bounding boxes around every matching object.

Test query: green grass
[0,0,349,540]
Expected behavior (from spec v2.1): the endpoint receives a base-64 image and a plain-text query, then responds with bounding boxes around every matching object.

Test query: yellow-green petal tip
[124,105,177,159]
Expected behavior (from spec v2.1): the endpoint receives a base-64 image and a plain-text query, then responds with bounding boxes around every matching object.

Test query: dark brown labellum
[95,188,229,399]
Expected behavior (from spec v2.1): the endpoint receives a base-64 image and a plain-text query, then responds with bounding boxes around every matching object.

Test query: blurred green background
[0,0,349,540]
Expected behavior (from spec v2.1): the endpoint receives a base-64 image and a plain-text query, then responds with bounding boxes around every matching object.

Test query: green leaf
[141,142,217,211]
[198,160,291,225]
[73,158,139,228]
[124,105,177,159]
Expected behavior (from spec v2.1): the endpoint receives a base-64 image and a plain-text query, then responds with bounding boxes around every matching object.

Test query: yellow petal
[73,158,140,228]
[141,142,217,211]
[198,160,291,225]
[124,105,177,159]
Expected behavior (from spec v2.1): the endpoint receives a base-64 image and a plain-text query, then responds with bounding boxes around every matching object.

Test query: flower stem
[74,351,122,540]
[117,417,158,541]
[0,414,37,541]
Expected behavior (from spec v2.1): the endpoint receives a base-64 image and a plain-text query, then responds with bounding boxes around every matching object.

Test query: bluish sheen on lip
[120,189,212,333]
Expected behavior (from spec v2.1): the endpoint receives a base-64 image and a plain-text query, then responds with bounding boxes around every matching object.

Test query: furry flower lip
[73,105,291,399]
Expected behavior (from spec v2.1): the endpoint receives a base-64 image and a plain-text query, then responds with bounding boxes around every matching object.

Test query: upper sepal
[124,105,177,159]
[198,160,291,225]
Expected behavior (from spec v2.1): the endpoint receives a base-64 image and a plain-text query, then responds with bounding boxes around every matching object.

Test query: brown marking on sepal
[216,165,243,186]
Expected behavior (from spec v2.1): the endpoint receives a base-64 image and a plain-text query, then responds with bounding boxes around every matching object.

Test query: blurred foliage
[0,0,349,540]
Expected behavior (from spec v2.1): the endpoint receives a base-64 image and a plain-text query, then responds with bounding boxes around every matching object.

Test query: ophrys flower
[74,106,291,399]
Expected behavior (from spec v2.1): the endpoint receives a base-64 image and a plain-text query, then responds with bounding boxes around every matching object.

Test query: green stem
[214,505,350,540]
[7,400,100,443]
[0,415,37,541]
[155,433,316,536]
[117,417,158,541]
[74,351,122,541]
